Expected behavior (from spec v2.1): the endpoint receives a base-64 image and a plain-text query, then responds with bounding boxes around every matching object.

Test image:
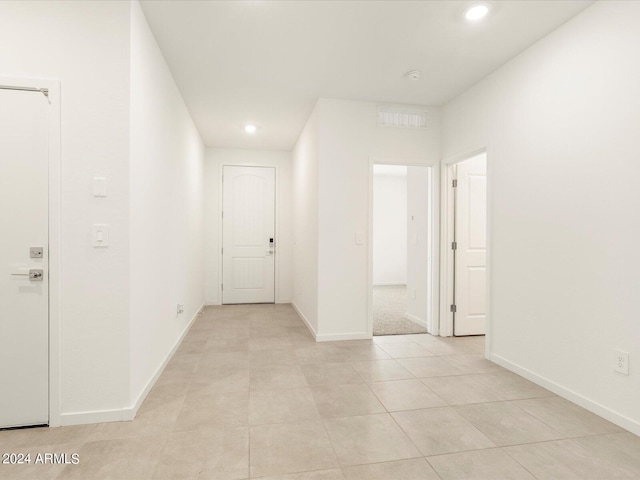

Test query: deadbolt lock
[30,247,43,258]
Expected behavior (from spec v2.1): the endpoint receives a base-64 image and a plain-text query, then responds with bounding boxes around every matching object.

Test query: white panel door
[454,154,487,336]
[0,89,49,428]
[222,166,275,304]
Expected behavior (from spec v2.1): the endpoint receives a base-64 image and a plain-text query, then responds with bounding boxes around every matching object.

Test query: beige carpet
[373,285,428,336]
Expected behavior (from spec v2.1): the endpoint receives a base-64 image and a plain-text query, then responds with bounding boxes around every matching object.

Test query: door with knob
[222,166,276,304]
[0,88,50,428]
[453,153,487,336]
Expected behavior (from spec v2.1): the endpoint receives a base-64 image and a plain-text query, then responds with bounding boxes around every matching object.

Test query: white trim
[439,163,456,337]
[218,163,280,305]
[372,282,407,287]
[490,353,640,437]
[276,299,291,304]
[205,301,221,306]
[484,145,494,359]
[60,303,204,426]
[316,332,371,342]
[404,312,428,329]
[129,302,204,417]
[367,157,440,338]
[0,76,62,428]
[291,300,317,339]
[60,408,132,426]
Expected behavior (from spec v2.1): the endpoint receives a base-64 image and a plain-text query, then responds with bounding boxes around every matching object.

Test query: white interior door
[222,166,275,304]
[454,153,487,336]
[0,89,50,428]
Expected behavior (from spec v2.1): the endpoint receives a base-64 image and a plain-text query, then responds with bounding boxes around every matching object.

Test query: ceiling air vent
[377,106,427,129]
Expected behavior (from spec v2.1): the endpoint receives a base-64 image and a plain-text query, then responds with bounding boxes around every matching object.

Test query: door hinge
[221,211,224,218]
[221,284,224,291]
[451,241,457,250]
[221,247,223,254]
[452,179,458,188]
[450,304,457,313]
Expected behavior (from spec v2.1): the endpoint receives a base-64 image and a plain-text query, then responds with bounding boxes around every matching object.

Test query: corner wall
[442,1,640,434]
[406,166,431,326]
[292,105,320,334]
[373,171,408,286]
[129,0,205,407]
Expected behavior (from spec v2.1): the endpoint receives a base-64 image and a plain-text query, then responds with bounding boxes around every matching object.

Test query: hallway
[0,305,638,479]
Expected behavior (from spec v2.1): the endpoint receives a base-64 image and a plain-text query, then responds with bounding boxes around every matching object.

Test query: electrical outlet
[613,349,629,375]
[177,304,184,315]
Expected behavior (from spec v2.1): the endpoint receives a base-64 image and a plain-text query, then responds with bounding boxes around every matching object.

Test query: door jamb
[367,157,440,338]
[1,76,62,427]
[439,148,491,348]
[218,164,279,305]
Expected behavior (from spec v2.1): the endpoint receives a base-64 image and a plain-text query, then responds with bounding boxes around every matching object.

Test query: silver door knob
[10,269,44,281]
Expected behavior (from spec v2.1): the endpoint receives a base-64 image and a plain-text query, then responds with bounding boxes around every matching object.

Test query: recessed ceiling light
[465,4,489,22]
[244,124,257,134]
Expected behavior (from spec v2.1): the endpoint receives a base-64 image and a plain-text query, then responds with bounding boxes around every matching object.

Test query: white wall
[373,170,407,285]
[442,1,640,434]
[291,105,320,333]
[204,148,292,305]
[129,1,205,408]
[0,0,131,422]
[406,166,431,326]
[316,98,441,339]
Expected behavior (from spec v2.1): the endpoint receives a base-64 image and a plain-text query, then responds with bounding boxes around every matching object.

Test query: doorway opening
[444,152,488,337]
[371,164,432,336]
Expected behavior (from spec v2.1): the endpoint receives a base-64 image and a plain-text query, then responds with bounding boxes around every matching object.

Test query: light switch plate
[92,224,110,247]
[93,177,107,197]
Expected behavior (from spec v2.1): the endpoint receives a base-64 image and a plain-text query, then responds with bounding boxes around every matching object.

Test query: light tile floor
[1,304,639,479]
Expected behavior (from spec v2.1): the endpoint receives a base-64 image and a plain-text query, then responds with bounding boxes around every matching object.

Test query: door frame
[217,163,279,304]
[367,157,440,337]
[440,148,492,347]
[1,76,62,427]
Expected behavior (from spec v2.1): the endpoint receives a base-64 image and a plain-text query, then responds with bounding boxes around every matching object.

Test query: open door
[452,153,487,336]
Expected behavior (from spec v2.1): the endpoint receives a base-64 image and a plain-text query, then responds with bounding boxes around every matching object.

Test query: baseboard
[373,283,407,287]
[59,407,133,426]
[276,298,291,304]
[291,300,317,340]
[205,301,221,306]
[315,332,372,342]
[490,353,640,437]
[130,302,204,416]
[291,301,372,343]
[59,303,204,427]
[404,312,428,328]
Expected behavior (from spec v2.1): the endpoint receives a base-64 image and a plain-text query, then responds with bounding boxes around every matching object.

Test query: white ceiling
[140,0,594,150]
